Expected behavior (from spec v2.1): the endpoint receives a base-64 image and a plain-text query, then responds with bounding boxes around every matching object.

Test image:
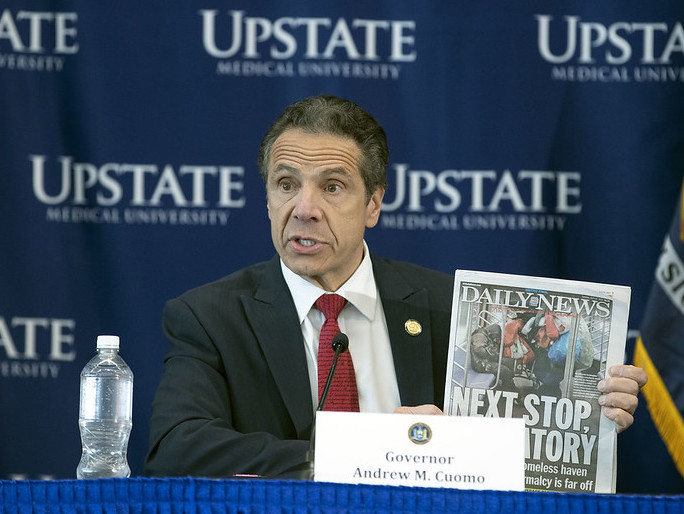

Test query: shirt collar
[280,241,378,323]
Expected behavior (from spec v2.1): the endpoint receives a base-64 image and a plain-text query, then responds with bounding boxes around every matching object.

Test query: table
[2,476,683,513]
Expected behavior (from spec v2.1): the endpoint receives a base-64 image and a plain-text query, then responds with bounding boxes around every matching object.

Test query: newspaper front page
[443,270,630,493]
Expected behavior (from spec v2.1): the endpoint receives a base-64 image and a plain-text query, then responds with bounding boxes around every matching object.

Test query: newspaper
[443,270,630,493]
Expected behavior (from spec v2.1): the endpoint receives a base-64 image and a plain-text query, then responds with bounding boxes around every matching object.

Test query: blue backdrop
[2,1,683,493]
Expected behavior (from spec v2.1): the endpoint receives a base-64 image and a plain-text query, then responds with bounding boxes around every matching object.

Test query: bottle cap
[96,335,120,349]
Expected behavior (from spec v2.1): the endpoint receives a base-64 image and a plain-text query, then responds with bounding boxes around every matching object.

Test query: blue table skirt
[1,476,683,513]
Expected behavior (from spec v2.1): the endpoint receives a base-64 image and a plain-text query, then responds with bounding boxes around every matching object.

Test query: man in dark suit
[145,95,647,478]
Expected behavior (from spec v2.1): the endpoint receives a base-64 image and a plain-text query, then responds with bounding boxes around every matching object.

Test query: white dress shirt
[280,242,401,413]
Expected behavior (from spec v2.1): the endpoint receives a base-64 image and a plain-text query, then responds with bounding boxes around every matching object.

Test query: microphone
[317,333,349,411]
[305,332,349,478]
[276,333,349,480]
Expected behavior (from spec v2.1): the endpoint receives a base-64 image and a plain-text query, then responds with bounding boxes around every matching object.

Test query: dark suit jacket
[145,254,454,478]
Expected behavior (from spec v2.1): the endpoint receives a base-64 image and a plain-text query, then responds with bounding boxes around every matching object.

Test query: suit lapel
[241,256,314,439]
[372,256,436,407]
[240,254,436,429]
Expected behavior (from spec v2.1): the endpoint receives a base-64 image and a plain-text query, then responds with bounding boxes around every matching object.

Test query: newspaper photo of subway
[466,307,607,401]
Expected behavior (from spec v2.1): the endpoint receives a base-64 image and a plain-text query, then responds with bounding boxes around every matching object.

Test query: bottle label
[80,377,133,420]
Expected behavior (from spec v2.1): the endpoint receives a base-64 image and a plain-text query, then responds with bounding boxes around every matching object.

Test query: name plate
[313,412,524,490]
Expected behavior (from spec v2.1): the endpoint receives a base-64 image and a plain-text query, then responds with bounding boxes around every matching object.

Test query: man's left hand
[598,364,648,433]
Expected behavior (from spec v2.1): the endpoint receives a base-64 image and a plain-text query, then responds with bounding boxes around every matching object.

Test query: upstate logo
[0,315,76,379]
[535,14,684,83]
[380,165,582,232]
[200,10,416,79]
[29,155,245,226]
[0,9,78,72]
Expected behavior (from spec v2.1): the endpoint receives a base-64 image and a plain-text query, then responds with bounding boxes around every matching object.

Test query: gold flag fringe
[633,337,684,478]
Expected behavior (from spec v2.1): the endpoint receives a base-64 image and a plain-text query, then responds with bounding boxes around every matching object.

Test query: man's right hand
[393,404,443,415]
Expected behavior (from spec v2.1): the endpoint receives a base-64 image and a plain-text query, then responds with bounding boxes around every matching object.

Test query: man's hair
[257,95,389,202]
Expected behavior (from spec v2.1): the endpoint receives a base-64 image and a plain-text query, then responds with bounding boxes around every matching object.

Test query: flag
[634,181,684,478]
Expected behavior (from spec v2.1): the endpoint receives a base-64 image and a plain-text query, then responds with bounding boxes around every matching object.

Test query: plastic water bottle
[77,335,133,479]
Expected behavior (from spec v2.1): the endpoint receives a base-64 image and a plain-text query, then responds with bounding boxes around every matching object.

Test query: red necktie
[315,294,359,412]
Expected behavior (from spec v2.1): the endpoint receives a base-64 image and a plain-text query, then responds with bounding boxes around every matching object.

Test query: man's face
[266,128,384,291]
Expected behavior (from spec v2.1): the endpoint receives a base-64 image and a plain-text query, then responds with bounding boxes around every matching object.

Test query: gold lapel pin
[404,319,422,336]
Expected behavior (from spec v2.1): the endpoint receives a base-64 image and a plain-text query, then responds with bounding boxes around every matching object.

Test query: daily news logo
[0,9,78,72]
[536,14,684,83]
[200,10,416,79]
[30,155,246,226]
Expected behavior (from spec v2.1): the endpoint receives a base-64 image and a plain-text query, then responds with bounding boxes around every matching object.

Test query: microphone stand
[274,333,349,480]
